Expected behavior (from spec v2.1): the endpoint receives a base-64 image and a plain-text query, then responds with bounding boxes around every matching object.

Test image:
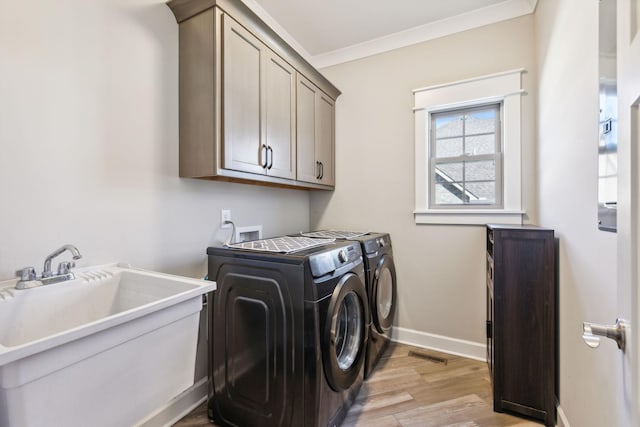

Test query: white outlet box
[236,225,263,243]
[221,209,231,228]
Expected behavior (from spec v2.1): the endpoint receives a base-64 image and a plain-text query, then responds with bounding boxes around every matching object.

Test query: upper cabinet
[167,0,340,190]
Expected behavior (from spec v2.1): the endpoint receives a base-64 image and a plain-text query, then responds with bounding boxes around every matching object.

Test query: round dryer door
[323,272,368,392]
[372,254,397,334]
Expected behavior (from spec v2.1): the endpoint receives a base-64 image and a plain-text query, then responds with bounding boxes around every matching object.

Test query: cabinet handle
[316,161,321,179]
[319,161,324,179]
[261,144,268,168]
[267,146,273,170]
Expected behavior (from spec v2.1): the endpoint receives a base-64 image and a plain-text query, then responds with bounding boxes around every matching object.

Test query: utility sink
[0,263,216,427]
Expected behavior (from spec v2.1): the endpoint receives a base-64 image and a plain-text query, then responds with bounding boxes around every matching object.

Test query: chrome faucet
[42,244,82,278]
[15,244,83,289]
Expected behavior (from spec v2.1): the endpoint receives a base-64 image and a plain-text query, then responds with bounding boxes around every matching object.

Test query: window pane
[466,182,496,204]
[466,160,496,181]
[435,183,466,204]
[465,135,496,155]
[435,162,463,181]
[465,109,497,135]
[429,102,502,208]
[434,113,463,138]
[435,137,463,158]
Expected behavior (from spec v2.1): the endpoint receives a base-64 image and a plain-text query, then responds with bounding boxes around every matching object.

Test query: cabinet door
[222,15,266,175]
[265,53,296,180]
[316,92,335,186]
[296,75,319,183]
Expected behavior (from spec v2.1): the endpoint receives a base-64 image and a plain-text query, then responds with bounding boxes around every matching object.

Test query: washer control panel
[309,243,361,278]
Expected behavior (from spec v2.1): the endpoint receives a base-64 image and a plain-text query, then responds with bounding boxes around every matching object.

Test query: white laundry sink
[0,263,216,427]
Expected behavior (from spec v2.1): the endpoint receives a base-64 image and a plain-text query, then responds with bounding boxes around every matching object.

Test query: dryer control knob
[338,249,348,263]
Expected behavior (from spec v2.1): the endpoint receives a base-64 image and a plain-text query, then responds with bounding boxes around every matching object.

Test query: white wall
[311,15,537,347]
[535,0,619,425]
[0,0,309,280]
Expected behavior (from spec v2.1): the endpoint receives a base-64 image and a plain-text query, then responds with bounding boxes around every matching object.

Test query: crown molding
[312,0,538,69]
[524,0,539,12]
[238,0,538,70]
[238,0,314,63]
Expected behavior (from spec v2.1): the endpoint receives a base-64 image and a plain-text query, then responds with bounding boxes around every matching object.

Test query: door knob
[582,318,627,350]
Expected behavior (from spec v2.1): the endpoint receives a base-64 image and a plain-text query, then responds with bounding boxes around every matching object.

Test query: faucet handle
[16,267,37,281]
[57,261,76,275]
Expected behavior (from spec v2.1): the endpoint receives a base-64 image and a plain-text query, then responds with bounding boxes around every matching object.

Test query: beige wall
[0,0,309,280]
[312,15,537,345]
[535,0,619,426]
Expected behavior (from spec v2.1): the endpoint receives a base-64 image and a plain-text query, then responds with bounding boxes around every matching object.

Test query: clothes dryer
[300,232,397,379]
[206,237,369,426]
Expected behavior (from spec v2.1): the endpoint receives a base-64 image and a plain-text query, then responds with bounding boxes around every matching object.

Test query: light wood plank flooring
[174,342,541,426]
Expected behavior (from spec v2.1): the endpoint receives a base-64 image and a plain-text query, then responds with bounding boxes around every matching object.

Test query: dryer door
[323,272,368,391]
[372,254,397,334]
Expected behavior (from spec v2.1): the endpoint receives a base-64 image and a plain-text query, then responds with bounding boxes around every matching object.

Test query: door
[371,254,397,334]
[264,52,296,179]
[222,15,266,175]
[296,75,319,183]
[322,272,368,391]
[616,1,640,424]
[584,2,640,425]
[316,92,335,186]
[296,75,336,186]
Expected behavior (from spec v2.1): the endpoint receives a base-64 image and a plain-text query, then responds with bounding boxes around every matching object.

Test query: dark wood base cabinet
[486,224,556,427]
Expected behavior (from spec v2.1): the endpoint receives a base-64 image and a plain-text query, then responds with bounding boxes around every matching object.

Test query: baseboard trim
[136,376,208,427]
[556,405,570,427]
[391,326,486,361]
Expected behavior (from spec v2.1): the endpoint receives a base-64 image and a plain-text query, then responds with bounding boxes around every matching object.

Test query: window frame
[413,69,525,225]
[429,103,503,209]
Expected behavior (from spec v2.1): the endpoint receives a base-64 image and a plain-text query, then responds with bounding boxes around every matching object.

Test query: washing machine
[300,231,397,379]
[206,236,369,427]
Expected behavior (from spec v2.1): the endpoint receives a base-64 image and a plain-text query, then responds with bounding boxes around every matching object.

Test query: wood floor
[174,342,541,427]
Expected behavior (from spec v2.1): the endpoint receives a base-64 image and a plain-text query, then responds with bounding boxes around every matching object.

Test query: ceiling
[244,0,538,68]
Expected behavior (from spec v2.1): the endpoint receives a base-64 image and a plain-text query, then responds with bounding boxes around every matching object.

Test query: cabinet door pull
[261,144,268,168]
[319,161,324,179]
[267,146,273,170]
[316,161,321,179]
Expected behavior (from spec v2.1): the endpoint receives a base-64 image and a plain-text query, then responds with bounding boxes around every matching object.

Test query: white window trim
[413,69,526,225]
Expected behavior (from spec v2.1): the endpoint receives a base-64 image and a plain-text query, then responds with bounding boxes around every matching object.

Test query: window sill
[414,209,524,225]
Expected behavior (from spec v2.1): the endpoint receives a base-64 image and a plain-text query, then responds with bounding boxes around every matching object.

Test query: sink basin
[0,263,216,427]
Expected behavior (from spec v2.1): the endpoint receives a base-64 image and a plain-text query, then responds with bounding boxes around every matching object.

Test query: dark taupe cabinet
[486,224,556,427]
[167,0,340,190]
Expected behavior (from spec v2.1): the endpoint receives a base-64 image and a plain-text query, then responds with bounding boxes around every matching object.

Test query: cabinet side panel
[179,10,216,177]
[497,234,552,414]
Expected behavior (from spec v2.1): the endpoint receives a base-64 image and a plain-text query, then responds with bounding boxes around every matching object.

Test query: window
[413,69,525,225]
[431,104,502,207]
